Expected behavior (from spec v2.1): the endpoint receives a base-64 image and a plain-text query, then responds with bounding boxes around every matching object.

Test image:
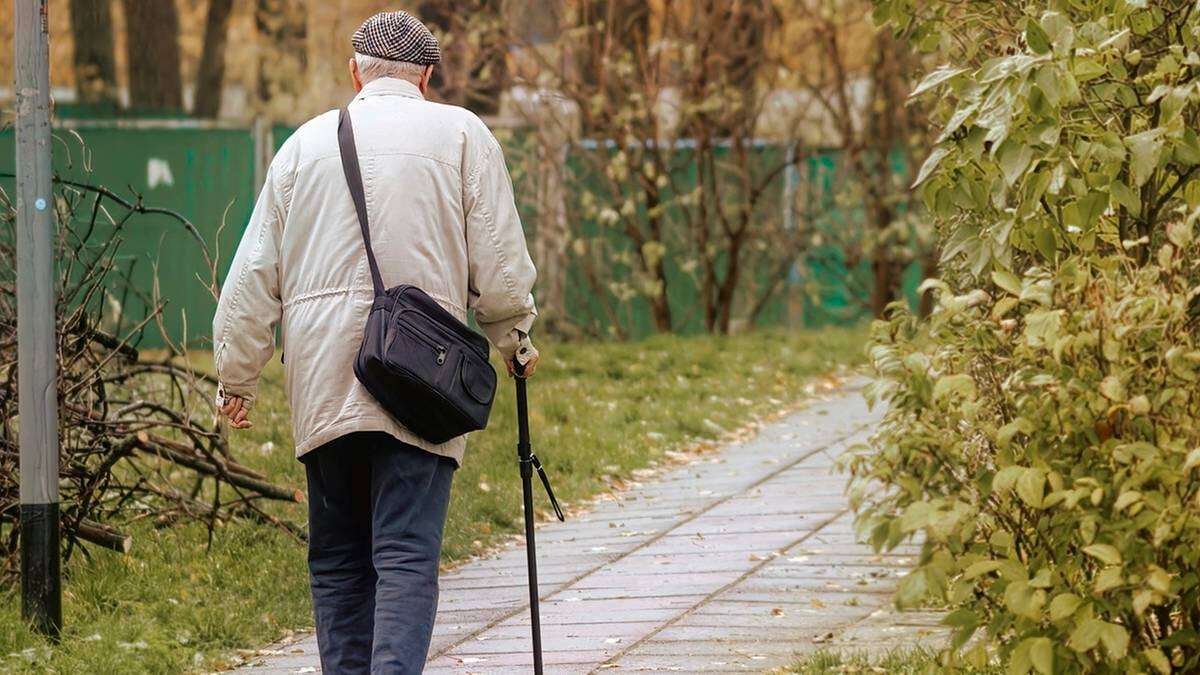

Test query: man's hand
[220,395,254,429]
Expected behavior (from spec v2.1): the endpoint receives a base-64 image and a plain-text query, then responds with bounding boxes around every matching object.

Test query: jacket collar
[355,77,425,102]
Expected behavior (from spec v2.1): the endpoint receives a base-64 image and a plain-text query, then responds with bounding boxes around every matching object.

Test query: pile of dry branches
[0,169,301,579]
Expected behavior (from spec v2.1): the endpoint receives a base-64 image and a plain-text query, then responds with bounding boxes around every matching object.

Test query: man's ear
[349,57,364,92]
[419,65,434,96]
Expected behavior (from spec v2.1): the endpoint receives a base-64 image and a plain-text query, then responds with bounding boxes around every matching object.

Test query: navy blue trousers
[302,432,456,674]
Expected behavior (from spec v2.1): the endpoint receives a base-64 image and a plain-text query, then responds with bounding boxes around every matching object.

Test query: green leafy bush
[853,1,1200,672]
[856,243,1200,673]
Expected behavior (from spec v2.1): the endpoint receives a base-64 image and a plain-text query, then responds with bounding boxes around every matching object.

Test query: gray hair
[354,53,428,83]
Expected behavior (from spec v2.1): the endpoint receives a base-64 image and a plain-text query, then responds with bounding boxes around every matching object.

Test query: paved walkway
[234,383,945,673]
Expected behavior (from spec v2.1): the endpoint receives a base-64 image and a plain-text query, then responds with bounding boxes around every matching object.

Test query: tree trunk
[69,0,119,107]
[715,232,746,334]
[864,30,917,318]
[574,0,650,133]
[122,0,183,113]
[870,239,902,318]
[194,0,235,118]
[469,59,506,116]
[644,190,672,333]
[649,284,672,333]
[418,0,508,114]
[865,188,903,318]
[255,0,308,117]
[720,0,768,137]
[467,0,507,115]
[417,1,455,98]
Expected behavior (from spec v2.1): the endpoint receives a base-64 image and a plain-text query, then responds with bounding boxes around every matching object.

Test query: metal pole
[15,0,62,638]
[513,362,544,675]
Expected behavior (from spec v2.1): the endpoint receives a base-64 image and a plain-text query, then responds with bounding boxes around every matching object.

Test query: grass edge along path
[0,327,867,674]
[787,649,1006,674]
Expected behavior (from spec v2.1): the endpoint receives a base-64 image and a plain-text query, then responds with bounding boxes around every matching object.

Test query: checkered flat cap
[352,11,441,65]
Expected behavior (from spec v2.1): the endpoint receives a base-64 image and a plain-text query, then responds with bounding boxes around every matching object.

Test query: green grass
[0,327,867,674]
[787,648,1002,674]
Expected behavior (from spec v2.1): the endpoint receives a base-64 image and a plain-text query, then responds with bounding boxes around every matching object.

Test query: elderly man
[212,10,538,674]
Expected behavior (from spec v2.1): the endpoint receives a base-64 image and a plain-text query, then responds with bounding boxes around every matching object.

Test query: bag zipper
[396,305,489,360]
[396,319,448,365]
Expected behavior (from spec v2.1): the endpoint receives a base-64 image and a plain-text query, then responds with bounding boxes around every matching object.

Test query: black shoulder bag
[338,107,498,444]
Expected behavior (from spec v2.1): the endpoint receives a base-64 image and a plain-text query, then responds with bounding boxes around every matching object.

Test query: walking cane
[513,357,565,675]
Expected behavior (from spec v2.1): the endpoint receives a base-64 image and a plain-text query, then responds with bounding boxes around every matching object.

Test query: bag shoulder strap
[337,107,385,297]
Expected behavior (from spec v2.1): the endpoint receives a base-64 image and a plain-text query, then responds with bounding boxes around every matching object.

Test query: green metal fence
[3,120,917,347]
[1,121,257,349]
[274,124,922,340]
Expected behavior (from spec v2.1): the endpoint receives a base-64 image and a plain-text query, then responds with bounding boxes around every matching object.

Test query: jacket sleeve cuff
[480,311,536,360]
[215,381,257,410]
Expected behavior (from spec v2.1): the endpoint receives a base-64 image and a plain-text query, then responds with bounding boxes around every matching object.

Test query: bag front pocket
[459,351,497,406]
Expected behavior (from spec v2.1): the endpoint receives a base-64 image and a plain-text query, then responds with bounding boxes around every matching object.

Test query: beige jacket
[213,77,537,464]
